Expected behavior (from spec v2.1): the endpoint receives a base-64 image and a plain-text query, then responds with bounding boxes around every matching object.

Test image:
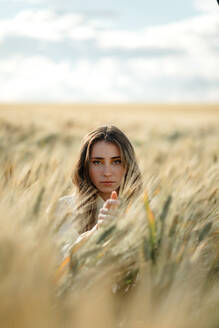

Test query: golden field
[0,103,219,328]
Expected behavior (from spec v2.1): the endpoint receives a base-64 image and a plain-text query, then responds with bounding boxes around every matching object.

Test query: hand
[71,191,120,252]
[97,191,120,229]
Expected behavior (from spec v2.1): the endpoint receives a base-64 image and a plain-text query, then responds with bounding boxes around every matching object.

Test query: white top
[53,193,105,258]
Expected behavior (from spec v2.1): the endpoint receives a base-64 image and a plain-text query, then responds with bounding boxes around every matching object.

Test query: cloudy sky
[0,0,218,103]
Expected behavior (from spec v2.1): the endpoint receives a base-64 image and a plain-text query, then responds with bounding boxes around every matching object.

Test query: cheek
[115,166,126,179]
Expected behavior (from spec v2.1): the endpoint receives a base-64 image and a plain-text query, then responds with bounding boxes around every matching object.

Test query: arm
[73,191,120,248]
[55,192,120,282]
[71,225,98,253]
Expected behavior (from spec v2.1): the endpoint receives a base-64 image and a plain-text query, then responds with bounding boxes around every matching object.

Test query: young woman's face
[89,141,126,200]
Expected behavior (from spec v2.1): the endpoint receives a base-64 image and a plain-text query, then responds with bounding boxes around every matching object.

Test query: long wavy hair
[72,126,142,233]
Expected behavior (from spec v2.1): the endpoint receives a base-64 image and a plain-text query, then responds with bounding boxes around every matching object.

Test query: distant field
[0,102,219,138]
[1,103,219,328]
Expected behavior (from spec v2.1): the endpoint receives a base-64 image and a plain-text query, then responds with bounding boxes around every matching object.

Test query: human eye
[113,159,122,165]
[92,160,102,165]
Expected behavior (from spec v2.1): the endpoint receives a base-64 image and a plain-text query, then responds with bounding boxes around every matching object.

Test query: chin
[99,187,114,193]
[99,186,117,194]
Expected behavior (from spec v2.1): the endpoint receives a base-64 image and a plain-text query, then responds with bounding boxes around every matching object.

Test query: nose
[103,164,112,177]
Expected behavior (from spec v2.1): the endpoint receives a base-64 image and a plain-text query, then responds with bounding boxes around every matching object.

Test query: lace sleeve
[52,194,80,258]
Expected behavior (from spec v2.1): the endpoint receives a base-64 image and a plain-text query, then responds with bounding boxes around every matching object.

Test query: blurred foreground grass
[0,103,219,328]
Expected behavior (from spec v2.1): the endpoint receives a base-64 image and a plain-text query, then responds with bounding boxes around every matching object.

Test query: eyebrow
[90,156,121,160]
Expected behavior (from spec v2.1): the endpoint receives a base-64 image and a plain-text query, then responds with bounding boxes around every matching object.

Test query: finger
[104,199,120,210]
[98,213,108,221]
[98,212,115,219]
[96,219,104,230]
[99,208,109,215]
[111,191,118,200]
[97,219,104,225]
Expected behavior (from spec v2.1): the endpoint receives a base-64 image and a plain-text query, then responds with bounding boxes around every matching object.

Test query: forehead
[90,141,121,158]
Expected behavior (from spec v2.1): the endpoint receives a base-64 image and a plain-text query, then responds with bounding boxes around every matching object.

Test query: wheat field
[0,103,219,328]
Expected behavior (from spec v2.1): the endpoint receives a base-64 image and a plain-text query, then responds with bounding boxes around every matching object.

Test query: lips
[101,181,115,184]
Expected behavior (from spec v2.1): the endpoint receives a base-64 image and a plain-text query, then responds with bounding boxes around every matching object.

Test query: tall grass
[0,104,219,327]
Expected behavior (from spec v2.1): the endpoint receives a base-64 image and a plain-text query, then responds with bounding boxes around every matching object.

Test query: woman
[55,125,142,255]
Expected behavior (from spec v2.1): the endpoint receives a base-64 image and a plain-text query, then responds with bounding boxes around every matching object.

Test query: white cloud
[7,0,58,3]
[1,8,218,55]
[193,0,218,13]
[0,9,98,43]
[97,14,219,52]
[0,56,133,102]
[0,54,218,103]
[0,8,219,102]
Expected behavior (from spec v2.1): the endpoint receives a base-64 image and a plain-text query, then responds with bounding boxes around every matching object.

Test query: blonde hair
[72,126,142,232]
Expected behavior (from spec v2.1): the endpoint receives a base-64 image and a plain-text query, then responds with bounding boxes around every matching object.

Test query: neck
[98,192,111,201]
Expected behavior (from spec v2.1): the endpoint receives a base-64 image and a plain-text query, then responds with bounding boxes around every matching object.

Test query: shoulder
[55,194,76,215]
[49,193,77,228]
[53,194,80,247]
[58,193,76,206]
[47,193,76,215]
